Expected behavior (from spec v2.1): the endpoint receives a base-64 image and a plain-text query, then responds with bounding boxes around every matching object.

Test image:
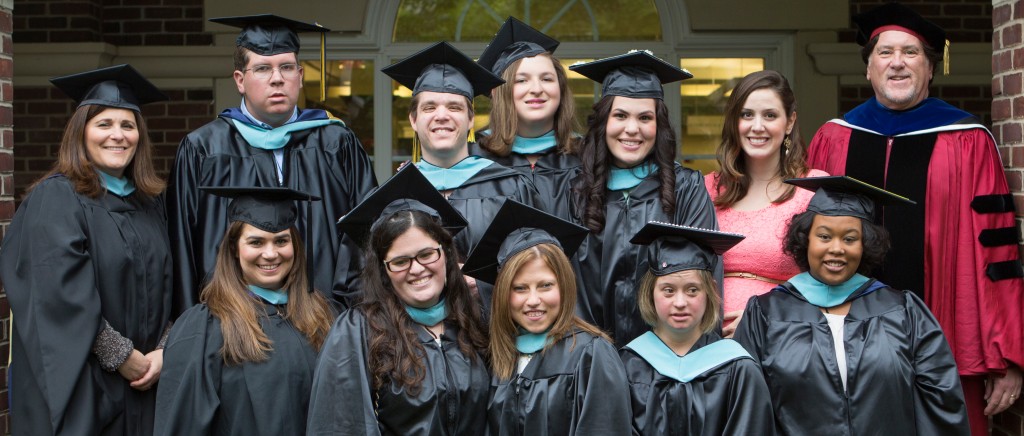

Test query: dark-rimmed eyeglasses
[243,63,302,80]
[384,246,443,272]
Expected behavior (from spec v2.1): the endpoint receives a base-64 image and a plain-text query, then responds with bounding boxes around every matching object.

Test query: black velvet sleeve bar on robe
[0,176,172,436]
[306,309,490,435]
[153,303,320,436]
[166,116,377,314]
[469,141,580,221]
[619,332,775,436]
[571,164,719,345]
[486,329,632,436]
[733,282,969,435]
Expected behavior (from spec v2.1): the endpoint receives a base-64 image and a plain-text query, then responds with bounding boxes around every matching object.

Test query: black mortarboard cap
[631,222,744,276]
[337,165,468,248]
[209,14,329,56]
[50,64,168,111]
[461,200,589,285]
[853,2,946,51]
[785,176,916,221]
[201,186,321,233]
[478,17,560,76]
[569,50,693,99]
[381,41,505,99]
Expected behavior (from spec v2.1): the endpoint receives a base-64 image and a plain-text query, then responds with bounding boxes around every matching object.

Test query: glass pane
[394,0,661,42]
[300,60,376,158]
[679,58,764,174]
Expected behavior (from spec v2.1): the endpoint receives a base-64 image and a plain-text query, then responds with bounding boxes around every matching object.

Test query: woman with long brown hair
[155,187,334,435]
[569,51,718,345]
[460,200,630,435]
[474,17,581,219]
[0,65,170,436]
[307,166,490,435]
[704,70,827,337]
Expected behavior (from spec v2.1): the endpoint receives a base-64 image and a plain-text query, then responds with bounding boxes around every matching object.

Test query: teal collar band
[97,170,135,196]
[789,271,870,308]
[405,297,448,326]
[515,328,553,354]
[624,332,752,382]
[511,130,557,154]
[416,156,492,190]
[607,163,654,191]
[248,285,288,305]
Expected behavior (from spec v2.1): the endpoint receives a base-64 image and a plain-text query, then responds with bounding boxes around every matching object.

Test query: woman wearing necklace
[474,17,581,219]
[154,187,334,435]
[622,222,774,435]
[461,200,631,435]
[704,70,827,337]
[307,165,490,435]
[0,65,170,436]
[733,176,968,434]
[569,51,718,345]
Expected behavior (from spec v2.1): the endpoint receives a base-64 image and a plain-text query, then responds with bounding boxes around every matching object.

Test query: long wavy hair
[481,53,580,156]
[489,243,609,380]
[360,210,488,395]
[202,221,334,366]
[576,95,677,232]
[711,70,807,208]
[30,104,165,198]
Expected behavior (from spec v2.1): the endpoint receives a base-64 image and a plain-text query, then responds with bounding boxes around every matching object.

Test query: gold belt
[724,272,784,285]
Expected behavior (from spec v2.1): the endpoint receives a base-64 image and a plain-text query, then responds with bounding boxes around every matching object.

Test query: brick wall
[0,3,12,434]
[992,1,1024,433]
[13,0,212,46]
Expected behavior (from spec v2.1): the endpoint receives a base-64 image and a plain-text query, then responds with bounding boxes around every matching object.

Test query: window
[301,59,376,158]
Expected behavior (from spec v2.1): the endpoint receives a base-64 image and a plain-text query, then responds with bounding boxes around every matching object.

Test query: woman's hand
[985,365,1023,415]
[130,349,164,391]
[117,349,150,382]
[722,310,744,338]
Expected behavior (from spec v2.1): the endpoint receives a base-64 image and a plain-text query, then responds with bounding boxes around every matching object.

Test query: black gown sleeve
[153,305,223,436]
[306,310,382,436]
[721,359,775,435]
[732,295,767,361]
[166,134,204,317]
[904,292,970,434]
[574,337,633,435]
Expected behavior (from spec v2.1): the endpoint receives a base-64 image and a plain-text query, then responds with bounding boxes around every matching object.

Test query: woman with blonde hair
[461,200,631,435]
[155,187,334,435]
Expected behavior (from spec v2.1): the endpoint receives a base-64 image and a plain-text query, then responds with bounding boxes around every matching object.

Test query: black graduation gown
[469,141,580,220]
[306,309,490,435]
[486,329,632,436]
[154,302,319,436]
[733,281,969,435]
[167,116,377,313]
[0,175,171,436]
[619,333,775,436]
[571,164,718,345]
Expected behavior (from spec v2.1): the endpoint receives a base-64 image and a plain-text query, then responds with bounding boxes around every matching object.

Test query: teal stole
[98,171,135,196]
[788,272,870,308]
[624,331,752,382]
[405,298,448,326]
[607,163,654,191]
[248,285,288,305]
[416,156,493,190]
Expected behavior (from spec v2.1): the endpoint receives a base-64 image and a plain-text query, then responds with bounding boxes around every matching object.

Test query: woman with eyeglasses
[307,166,490,435]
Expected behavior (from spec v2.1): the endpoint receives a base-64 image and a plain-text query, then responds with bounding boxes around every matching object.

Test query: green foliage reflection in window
[394,0,661,42]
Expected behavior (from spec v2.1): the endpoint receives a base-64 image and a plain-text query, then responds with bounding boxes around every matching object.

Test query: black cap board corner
[477,16,560,76]
[50,64,168,111]
[461,199,589,285]
[337,164,468,248]
[785,176,915,221]
[630,221,744,276]
[381,41,505,100]
[569,50,693,99]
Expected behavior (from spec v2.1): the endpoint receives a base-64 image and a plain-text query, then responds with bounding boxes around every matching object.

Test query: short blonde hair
[637,269,720,334]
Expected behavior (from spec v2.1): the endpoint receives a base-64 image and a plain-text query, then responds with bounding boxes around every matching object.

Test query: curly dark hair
[359,209,488,395]
[782,210,892,276]
[575,95,677,232]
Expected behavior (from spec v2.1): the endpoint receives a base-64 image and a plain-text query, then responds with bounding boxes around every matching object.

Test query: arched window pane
[394,0,661,42]
[301,60,376,159]
[679,58,764,174]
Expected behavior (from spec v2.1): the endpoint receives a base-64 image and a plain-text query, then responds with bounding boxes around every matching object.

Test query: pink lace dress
[705,169,828,313]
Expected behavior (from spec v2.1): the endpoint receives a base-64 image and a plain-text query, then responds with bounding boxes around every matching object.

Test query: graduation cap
[381,41,505,100]
[785,176,916,221]
[461,200,589,285]
[201,186,322,293]
[569,50,693,99]
[477,17,560,76]
[852,2,949,74]
[50,64,168,111]
[209,14,332,100]
[337,164,468,248]
[631,222,744,276]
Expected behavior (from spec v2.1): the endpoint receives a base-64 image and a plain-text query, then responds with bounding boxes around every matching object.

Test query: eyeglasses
[243,63,302,80]
[384,247,443,272]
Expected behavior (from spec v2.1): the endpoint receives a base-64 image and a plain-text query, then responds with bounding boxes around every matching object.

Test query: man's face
[866,30,933,111]
[409,91,472,163]
[234,51,303,127]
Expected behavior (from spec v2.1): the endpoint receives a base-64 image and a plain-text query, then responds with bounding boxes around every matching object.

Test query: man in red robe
[807,3,1023,433]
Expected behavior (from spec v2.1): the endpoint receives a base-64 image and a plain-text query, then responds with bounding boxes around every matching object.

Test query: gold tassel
[468,128,475,143]
[319,29,327,102]
[412,135,420,163]
[943,39,950,76]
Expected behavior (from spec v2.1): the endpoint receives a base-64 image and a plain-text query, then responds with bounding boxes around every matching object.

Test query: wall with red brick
[13,0,212,46]
[992,1,1024,433]
[0,2,12,434]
